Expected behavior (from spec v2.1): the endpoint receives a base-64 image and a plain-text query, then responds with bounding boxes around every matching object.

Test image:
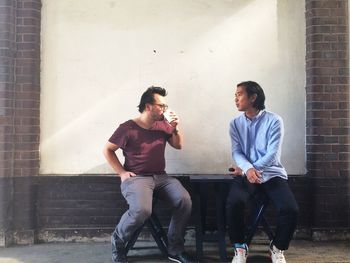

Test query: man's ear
[145,103,152,111]
[250,94,257,103]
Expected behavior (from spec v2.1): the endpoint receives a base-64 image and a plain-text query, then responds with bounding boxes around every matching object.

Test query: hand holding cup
[163,109,179,127]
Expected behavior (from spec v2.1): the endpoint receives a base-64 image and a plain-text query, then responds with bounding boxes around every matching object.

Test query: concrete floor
[0,240,349,263]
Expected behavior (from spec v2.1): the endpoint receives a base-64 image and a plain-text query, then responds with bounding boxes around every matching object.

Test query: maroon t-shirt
[108,120,174,174]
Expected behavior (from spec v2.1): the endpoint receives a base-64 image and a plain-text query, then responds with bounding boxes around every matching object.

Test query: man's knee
[131,206,152,222]
[290,203,299,217]
[280,201,299,217]
[178,191,192,211]
[183,191,192,208]
[170,190,192,213]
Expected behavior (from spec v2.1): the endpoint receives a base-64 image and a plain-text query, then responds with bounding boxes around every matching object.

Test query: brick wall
[0,0,41,246]
[35,176,179,242]
[0,174,341,244]
[0,0,349,247]
[27,175,311,243]
[14,0,41,177]
[13,0,41,245]
[0,0,16,247]
[305,0,350,236]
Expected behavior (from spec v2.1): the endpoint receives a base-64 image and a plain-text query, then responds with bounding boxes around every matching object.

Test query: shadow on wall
[41,0,255,143]
[40,0,306,175]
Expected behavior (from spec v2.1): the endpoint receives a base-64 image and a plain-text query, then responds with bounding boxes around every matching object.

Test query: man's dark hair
[138,86,167,113]
[237,81,266,110]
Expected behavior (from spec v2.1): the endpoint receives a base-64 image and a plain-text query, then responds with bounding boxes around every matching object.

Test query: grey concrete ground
[0,240,349,263]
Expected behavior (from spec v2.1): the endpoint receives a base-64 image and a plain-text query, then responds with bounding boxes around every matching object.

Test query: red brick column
[305,0,349,236]
[0,0,16,247]
[0,0,41,246]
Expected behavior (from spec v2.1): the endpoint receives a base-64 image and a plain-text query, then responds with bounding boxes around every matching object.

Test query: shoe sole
[168,256,182,263]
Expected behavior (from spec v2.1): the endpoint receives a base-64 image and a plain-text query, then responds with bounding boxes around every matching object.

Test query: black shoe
[111,233,128,263]
[168,251,197,263]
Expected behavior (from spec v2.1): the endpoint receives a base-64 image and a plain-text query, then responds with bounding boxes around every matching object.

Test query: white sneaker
[269,244,286,263]
[231,244,248,263]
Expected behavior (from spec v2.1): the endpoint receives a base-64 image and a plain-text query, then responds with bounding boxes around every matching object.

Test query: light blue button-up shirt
[229,110,287,183]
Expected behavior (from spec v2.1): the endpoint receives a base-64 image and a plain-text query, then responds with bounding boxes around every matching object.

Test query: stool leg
[196,184,208,260]
[245,203,266,246]
[125,222,146,253]
[149,213,168,246]
[215,183,228,261]
[194,215,203,261]
[147,216,168,257]
[260,216,274,241]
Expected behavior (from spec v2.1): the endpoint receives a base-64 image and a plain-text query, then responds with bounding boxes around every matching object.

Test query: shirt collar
[244,109,265,121]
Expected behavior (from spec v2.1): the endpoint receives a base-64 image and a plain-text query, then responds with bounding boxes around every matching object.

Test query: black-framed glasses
[152,103,168,110]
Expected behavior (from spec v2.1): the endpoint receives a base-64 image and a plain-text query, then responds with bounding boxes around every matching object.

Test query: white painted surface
[40,0,306,174]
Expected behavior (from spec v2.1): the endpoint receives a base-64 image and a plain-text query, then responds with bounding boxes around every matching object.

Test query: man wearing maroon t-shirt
[103,87,195,263]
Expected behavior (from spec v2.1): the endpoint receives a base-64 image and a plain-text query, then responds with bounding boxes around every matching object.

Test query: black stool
[196,188,274,261]
[245,192,274,246]
[190,175,275,262]
[125,200,169,257]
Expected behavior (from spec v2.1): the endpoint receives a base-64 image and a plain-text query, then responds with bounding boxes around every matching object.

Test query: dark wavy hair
[237,81,265,110]
[137,86,167,113]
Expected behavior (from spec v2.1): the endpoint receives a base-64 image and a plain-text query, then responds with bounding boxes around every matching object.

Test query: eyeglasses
[152,103,168,110]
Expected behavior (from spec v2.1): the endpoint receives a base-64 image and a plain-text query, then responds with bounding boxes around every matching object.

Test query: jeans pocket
[120,177,134,197]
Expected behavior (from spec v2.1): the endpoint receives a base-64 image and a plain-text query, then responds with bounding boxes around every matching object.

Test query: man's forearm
[103,149,125,175]
[233,151,254,174]
[169,128,183,149]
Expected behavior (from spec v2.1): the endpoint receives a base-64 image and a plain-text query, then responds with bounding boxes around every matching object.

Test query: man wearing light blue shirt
[226,81,299,263]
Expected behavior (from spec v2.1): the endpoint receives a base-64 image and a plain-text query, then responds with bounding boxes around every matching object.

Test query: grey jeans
[114,174,192,255]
